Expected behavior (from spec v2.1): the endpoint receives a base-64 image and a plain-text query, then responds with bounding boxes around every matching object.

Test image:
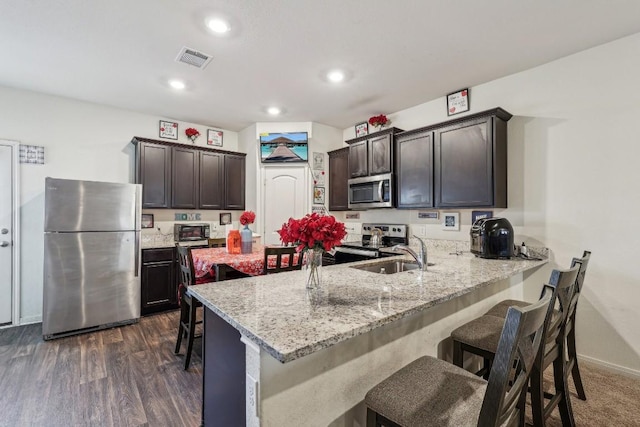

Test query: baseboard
[579,353,640,379]
[19,315,42,325]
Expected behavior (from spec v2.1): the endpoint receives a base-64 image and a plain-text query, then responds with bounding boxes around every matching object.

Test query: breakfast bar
[189,242,547,426]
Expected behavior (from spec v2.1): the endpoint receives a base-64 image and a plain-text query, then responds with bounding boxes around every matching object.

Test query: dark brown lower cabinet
[141,248,178,315]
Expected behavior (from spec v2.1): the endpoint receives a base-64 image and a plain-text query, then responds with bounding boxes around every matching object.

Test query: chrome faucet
[392,235,428,271]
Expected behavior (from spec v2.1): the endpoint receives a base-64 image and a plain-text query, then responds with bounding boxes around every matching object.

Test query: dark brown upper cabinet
[132,137,246,210]
[396,130,434,208]
[434,110,510,208]
[172,146,199,209]
[137,141,172,208]
[224,154,246,210]
[346,127,403,179]
[199,151,224,210]
[328,147,349,211]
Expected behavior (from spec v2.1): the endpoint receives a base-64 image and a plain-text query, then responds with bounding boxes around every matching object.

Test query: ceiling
[2,1,640,132]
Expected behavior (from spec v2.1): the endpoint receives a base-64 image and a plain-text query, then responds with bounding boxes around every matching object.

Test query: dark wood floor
[0,311,202,427]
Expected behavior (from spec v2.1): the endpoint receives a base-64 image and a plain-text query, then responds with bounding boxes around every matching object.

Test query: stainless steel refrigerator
[43,177,142,339]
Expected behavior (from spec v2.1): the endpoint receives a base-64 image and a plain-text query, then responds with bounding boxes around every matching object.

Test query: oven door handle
[377,180,384,202]
[335,247,380,257]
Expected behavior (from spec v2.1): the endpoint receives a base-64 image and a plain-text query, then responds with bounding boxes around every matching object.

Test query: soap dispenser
[519,242,528,258]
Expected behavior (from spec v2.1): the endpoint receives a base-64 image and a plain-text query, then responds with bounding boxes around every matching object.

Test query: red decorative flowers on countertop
[239,210,256,226]
[368,114,389,128]
[277,213,347,253]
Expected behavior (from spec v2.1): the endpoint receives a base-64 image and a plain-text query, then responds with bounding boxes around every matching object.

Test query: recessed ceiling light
[207,18,230,34]
[327,70,345,83]
[168,79,186,90]
[267,107,281,116]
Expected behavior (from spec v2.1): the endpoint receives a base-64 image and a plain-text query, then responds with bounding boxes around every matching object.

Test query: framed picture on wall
[313,187,325,204]
[141,214,154,229]
[447,88,470,116]
[471,210,493,224]
[219,212,232,225]
[207,129,224,147]
[355,122,368,137]
[442,212,460,230]
[159,120,178,140]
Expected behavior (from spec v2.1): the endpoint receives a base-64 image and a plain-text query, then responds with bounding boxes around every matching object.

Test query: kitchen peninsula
[189,242,547,426]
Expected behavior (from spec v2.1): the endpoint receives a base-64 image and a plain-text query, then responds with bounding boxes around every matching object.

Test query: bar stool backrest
[566,251,591,332]
[263,246,302,274]
[176,244,196,289]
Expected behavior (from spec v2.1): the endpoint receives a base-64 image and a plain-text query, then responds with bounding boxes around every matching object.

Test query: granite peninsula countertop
[189,247,547,363]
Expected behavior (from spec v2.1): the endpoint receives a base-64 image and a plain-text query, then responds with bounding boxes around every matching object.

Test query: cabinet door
[224,154,246,210]
[434,117,494,207]
[141,248,177,315]
[348,140,368,178]
[368,134,392,175]
[138,142,171,208]
[397,131,433,208]
[199,151,224,209]
[328,147,349,211]
[171,147,199,209]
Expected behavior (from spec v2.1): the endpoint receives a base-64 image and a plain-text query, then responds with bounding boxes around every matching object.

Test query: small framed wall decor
[219,212,232,225]
[355,122,368,137]
[159,120,178,140]
[447,88,470,116]
[471,210,493,224]
[141,214,154,229]
[442,212,460,231]
[207,129,224,147]
[313,187,325,204]
[312,152,324,170]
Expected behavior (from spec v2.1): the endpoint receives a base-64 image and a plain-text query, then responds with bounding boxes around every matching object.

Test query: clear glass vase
[303,248,323,289]
[240,225,252,254]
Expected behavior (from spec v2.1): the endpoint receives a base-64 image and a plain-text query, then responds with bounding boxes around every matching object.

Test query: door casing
[0,139,20,327]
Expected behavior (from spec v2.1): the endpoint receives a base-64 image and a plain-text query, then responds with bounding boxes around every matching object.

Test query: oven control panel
[361,223,407,239]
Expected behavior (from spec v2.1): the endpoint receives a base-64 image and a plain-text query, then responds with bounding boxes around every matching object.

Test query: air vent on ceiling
[175,46,213,69]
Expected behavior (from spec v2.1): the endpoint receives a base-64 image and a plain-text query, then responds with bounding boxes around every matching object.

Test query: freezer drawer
[43,231,140,338]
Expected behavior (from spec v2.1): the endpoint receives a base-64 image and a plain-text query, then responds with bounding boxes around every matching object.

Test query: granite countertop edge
[189,248,548,364]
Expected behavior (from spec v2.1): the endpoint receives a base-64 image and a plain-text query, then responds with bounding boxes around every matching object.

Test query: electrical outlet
[412,225,426,237]
[247,373,259,417]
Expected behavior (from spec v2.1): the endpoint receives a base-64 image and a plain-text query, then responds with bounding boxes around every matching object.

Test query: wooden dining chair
[365,290,553,427]
[263,246,302,274]
[175,244,204,370]
[451,264,581,426]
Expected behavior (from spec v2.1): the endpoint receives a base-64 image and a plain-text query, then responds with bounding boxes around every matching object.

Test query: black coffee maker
[470,217,514,259]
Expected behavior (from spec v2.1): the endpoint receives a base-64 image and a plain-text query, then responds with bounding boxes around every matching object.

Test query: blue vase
[241,225,252,254]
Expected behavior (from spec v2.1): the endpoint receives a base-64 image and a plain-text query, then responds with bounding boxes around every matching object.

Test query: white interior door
[262,167,308,245]
[0,144,14,325]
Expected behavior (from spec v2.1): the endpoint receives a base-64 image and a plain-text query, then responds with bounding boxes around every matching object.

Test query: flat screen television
[260,132,308,163]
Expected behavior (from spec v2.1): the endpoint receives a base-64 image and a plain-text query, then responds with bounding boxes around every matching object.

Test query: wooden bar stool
[175,244,207,370]
[485,251,591,400]
[451,264,581,426]
[365,290,554,427]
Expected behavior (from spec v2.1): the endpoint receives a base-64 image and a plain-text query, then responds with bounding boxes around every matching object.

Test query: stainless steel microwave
[348,173,394,209]
[174,223,211,242]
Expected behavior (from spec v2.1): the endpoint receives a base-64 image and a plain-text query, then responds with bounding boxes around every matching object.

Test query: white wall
[0,86,238,323]
[341,33,640,374]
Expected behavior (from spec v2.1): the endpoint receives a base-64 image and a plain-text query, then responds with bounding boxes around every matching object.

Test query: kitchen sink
[350,260,421,274]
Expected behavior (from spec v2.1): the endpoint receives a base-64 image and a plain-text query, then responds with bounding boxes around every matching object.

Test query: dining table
[191,244,299,282]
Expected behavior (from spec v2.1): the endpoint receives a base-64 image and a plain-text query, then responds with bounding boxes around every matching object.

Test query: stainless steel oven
[348,173,394,209]
[334,223,408,264]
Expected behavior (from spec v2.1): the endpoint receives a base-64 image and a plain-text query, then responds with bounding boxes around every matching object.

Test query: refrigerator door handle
[134,231,140,277]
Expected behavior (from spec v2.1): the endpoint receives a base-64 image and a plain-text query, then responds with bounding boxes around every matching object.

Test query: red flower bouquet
[368,114,389,128]
[239,210,256,226]
[185,127,200,142]
[277,213,346,253]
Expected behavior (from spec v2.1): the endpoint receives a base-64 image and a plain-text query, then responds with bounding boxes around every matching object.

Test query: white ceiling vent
[175,47,213,69]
